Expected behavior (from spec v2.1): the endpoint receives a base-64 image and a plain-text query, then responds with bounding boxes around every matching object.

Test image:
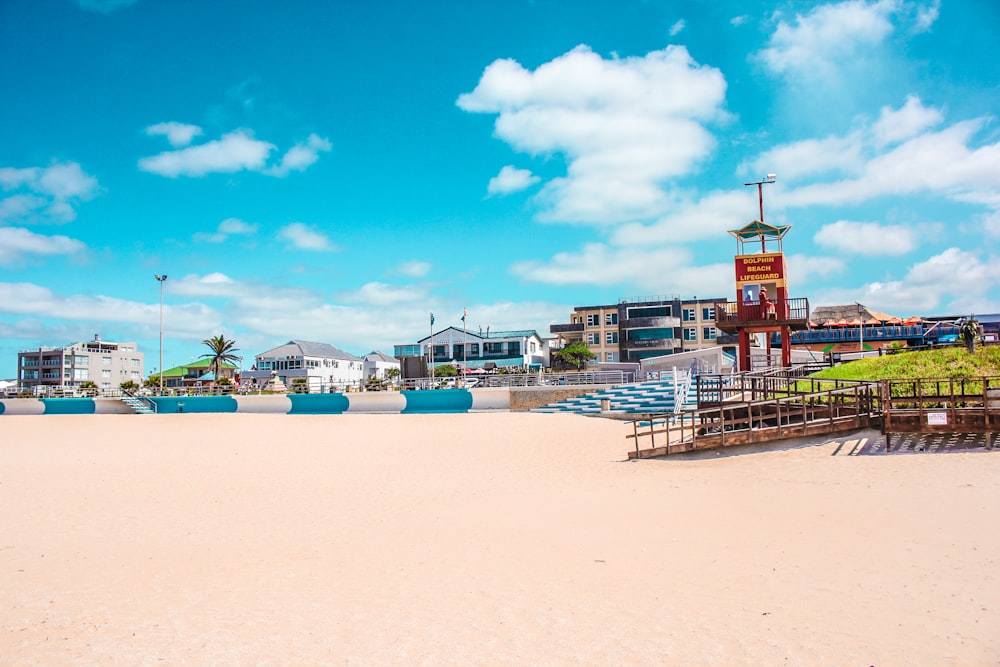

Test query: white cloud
[338,282,427,306]
[785,253,846,286]
[730,15,748,27]
[277,222,336,251]
[871,95,943,147]
[612,189,756,245]
[0,281,220,339]
[814,220,917,256]
[0,227,86,266]
[756,0,899,77]
[458,44,727,225]
[487,165,540,196]
[913,0,940,33]
[0,161,100,223]
[745,133,864,181]
[813,247,1000,315]
[193,217,259,243]
[139,128,331,179]
[139,130,274,177]
[509,242,731,295]
[145,121,204,148]
[266,134,332,176]
[395,260,432,278]
[669,19,686,36]
[782,118,1000,208]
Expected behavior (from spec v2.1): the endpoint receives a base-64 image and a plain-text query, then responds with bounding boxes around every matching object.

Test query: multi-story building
[241,340,364,392]
[550,296,727,364]
[17,334,144,393]
[395,328,547,370]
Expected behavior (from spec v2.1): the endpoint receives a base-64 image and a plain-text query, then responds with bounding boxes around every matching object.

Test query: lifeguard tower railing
[714,297,810,331]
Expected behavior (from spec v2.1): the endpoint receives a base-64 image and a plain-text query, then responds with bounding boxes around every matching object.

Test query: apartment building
[17,334,144,392]
[550,296,726,364]
[241,340,364,392]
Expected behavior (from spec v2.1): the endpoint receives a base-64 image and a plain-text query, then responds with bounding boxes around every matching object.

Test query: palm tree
[959,317,980,353]
[200,335,240,381]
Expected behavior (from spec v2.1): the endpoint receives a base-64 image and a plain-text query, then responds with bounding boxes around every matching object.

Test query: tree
[435,364,459,377]
[553,341,597,370]
[200,335,240,380]
[959,317,980,353]
[119,380,138,393]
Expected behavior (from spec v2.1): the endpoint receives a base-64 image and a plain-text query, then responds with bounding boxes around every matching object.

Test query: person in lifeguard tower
[759,286,776,319]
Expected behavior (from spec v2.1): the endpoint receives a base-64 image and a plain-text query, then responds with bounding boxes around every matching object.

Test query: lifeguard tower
[714,217,810,371]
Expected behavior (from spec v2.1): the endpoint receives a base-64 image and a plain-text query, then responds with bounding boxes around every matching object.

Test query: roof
[363,350,398,363]
[484,329,540,339]
[257,340,360,361]
[154,358,237,377]
[728,219,792,241]
[809,305,885,323]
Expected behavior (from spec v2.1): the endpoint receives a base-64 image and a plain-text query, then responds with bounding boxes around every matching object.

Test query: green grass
[809,346,1000,382]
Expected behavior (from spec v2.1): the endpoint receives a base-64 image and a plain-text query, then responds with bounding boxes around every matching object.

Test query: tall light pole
[155,274,167,393]
[744,174,777,251]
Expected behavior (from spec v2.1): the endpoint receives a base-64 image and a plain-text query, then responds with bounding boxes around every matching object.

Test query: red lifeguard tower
[714,217,810,371]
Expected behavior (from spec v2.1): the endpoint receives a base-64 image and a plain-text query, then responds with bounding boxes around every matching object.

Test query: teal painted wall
[151,396,238,413]
[401,389,473,413]
[40,398,95,414]
[288,393,350,414]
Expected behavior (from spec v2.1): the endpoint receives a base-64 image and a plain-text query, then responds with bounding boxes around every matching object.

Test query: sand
[1,412,998,666]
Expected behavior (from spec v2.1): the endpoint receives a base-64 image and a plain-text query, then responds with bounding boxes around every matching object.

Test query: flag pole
[429,313,435,385]
[462,308,467,387]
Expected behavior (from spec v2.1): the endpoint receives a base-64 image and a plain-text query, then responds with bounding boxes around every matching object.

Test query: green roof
[728,220,792,241]
[152,358,237,377]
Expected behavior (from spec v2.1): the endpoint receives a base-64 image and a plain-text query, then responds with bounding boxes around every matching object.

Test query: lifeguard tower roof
[728,219,792,254]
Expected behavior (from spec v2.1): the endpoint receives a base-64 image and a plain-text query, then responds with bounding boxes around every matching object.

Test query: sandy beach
[2,412,998,666]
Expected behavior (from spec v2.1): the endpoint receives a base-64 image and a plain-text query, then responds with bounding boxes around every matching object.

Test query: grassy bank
[809,346,1000,382]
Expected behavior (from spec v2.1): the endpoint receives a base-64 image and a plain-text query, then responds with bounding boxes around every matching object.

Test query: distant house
[394,327,547,370]
[242,340,363,392]
[150,358,237,389]
[362,350,400,380]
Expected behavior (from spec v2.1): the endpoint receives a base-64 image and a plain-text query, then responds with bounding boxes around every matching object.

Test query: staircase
[120,392,156,414]
[532,377,693,415]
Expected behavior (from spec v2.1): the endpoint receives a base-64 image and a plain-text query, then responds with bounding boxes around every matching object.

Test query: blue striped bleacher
[531,378,687,415]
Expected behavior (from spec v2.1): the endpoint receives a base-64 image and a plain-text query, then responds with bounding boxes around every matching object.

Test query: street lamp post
[155,274,167,393]
[744,174,777,251]
[857,302,865,353]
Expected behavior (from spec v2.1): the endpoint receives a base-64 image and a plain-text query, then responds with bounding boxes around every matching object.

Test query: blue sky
[1,0,998,377]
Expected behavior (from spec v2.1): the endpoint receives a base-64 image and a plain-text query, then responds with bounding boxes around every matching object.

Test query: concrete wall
[508,385,613,412]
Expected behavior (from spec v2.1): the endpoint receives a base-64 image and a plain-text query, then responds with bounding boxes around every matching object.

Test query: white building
[17,334,144,393]
[362,350,400,380]
[242,340,364,392]
[395,328,548,370]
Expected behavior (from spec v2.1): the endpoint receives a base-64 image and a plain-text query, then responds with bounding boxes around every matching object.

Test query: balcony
[621,338,681,349]
[620,316,681,329]
[550,322,584,334]
[714,298,810,333]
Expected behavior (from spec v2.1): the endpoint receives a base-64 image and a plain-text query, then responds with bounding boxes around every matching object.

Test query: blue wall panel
[40,398,95,414]
[151,396,238,413]
[401,389,473,413]
[288,393,350,414]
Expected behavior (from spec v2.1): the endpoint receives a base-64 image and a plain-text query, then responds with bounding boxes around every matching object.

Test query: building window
[101,369,111,378]
[508,342,521,356]
[702,307,715,321]
[606,352,619,362]
[102,356,112,365]
[484,342,503,355]
[530,342,537,353]
[703,326,717,340]
[682,308,696,322]
[131,358,140,366]
[627,305,670,319]
[606,331,619,344]
[586,314,599,327]
[684,328,697,341]
[469,343,480,356]
[587,333,600,345]
[605,312,618,325]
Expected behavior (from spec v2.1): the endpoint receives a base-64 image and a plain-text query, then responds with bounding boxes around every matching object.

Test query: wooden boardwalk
[626,373,1000,459]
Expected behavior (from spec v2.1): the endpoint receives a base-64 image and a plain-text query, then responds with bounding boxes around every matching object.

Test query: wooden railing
[881,376,1000,450]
